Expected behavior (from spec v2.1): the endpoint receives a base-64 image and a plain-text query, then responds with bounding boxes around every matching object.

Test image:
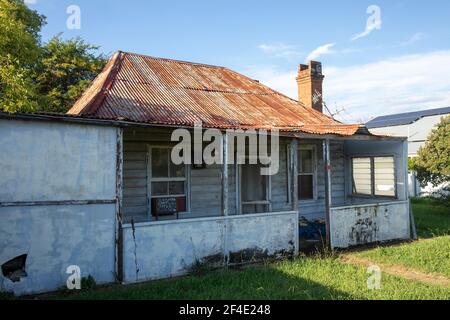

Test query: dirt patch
[340,254,450,288]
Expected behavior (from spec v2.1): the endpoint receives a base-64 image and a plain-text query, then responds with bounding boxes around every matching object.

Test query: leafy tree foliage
[0,0,45,112]
[0,0,106,113]
[36,36,106,113]
[412,115,450,188]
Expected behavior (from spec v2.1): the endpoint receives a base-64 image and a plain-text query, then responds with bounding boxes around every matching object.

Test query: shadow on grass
[28,262,353,300]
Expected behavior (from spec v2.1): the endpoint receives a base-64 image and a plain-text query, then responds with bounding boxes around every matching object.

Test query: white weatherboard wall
[122,211,298,282]
[330,201,410,248]
[0,119,117,295]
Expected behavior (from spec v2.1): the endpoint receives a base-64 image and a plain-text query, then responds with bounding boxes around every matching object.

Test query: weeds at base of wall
[188,259,217,276]
[81,275,97,291]
[58,275,97,295]
[187,248,297,276]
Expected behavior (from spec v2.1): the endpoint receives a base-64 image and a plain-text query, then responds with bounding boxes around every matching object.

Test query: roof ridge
[121,51,225,69]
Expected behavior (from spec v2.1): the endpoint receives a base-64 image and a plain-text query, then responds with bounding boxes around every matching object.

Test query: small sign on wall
[151,197,186,218]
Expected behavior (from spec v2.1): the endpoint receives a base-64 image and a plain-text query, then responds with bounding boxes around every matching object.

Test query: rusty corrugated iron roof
[68,51,365,136]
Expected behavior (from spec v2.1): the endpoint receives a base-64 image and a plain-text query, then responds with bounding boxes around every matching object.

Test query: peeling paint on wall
[349,217,378,244]
[122,212,298,283]
[0,119,118,296]
[0,204,116,296]
[330,201,410,248]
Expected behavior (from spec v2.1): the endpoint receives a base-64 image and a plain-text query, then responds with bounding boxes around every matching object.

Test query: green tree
[0,55,41,112]
[36,36,106,113]
[412,115,450,191]
[0,0,106,113]
[0,0,45,112]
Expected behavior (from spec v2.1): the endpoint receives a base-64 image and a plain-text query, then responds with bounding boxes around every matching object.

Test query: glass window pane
[152,148,168,178]
[352,157,372,195]
[170,162,185,178]
[299,149,313,173]
[374,157,395,196]
[169,181,185,195]
[152,182,168,196]
[241,163,267,202]
[298,175,314,200]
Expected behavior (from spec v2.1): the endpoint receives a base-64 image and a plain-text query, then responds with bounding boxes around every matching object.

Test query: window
[352,156,395,197]
[240,162,270,214]
[149,147,187,218]
[352,158,372,195]
[298,146,316,200]
[374,157,396,196]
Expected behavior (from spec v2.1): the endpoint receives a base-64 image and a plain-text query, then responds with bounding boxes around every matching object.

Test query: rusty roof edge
[84,51,124,114]
[0,111,406,140]
[68,51,123,115]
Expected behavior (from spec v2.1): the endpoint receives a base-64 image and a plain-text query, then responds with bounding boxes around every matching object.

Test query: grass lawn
[411,198,450,238]
[351,198,450,278]
[57,256,450,300]
[31,198,447,300]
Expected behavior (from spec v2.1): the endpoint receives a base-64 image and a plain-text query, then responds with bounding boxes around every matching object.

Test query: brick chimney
[296,61,324,113]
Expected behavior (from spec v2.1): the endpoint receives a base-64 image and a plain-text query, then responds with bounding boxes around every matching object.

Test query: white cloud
[351,28,374,41]
[24,0,37,4]
[399,32,426,46]
[258,44,300,59]
[306,43,335,61]
[244,50,450,124]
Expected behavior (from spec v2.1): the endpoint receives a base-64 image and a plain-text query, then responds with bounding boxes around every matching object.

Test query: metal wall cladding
[68,51,362,136]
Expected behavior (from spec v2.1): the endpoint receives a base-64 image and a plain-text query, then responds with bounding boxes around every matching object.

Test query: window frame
[297,145,318,202]
[147,145,190,219]
[237,155,272,215]
[350,155,397,199]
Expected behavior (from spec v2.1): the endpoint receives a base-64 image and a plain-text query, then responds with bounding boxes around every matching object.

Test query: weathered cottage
[0,52,411,295]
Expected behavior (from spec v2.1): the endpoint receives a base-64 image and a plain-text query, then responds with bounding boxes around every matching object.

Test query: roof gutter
[0,112,406,141]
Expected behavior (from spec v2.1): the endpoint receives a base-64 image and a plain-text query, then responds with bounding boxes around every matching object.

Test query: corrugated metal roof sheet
[366,107,450,128]
[68,51,365,136]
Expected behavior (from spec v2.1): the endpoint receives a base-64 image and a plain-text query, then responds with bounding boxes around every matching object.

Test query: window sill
[349,194,397,200]
[298,199,319,204]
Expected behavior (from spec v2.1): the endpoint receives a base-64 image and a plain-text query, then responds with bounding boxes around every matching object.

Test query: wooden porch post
[115,127,124,283]
[290,139,298,211]
[222,132,230,264]
[222,132,229,216]
[322,139,332,248]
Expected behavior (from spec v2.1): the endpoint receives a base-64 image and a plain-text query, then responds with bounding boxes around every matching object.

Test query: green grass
[411,198,450,238]
[352,199,450,278]
[58,256,449,300]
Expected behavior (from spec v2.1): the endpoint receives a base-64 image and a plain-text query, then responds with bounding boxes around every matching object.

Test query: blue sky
[26,0,450,123]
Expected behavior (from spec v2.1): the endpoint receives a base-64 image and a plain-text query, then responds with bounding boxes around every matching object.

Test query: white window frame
[298,145,318,202]
[147,145,190,219]
[237,155,272,215]
[350,155,397,198]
